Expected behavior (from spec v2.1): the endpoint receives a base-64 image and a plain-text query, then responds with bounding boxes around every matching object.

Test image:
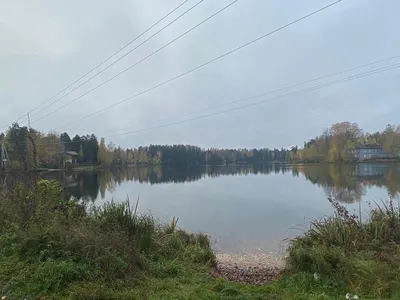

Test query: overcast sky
[1,0,399,149]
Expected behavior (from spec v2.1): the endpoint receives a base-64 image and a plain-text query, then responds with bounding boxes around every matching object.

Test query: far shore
[0,159,399,174]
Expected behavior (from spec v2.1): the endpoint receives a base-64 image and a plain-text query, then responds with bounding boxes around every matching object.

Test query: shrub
[287,197,400,297]
[0,179,215,298]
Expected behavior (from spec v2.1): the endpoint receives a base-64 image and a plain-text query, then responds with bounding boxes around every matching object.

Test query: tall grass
[0,179,215,298]
[5,178,400,299]
[90,198,155,253]
[287,197,400,298]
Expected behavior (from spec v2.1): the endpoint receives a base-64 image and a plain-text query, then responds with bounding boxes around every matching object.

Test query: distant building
[64,151,78,166]
[351,145,393,161]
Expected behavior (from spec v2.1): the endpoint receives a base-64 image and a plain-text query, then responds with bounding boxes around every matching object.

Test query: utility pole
[25,112,31,171]
[27,112,31,131]
[26,112,38,170]
[1,141,11,171]
[1,142,3,170]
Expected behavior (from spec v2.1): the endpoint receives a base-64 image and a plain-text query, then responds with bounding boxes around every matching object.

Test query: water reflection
[55,164,296,202]
[2,163,400,253]
[2,163,399,204]
[294,163,400,203]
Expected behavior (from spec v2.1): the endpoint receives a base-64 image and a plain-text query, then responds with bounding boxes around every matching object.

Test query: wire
[30,0,239,125]
[11,0,191,126]
[52,0,343,130]
[7,61,400,145]
[29,0,206,122]
[103,61,400,138]
[102,53,400,135]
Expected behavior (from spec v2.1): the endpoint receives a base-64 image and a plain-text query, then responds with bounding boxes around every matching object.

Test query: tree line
[292,122,400,163]
[98,144,292,166]
[1,121,399,170]
[0,123,293,169]
[0,123,100,170]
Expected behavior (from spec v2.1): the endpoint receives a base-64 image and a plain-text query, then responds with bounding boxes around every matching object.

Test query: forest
[0,121,399,170]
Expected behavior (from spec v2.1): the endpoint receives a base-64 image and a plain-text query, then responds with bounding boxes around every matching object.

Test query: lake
[8,163,400,255]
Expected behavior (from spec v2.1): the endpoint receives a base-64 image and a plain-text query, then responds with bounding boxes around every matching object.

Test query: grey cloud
[1,0,399,149]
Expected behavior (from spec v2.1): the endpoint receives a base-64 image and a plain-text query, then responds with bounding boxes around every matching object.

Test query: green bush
[0,179,215,298]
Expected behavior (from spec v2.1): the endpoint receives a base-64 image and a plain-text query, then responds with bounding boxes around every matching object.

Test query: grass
[0,179,400,299]
[287,197,400,299]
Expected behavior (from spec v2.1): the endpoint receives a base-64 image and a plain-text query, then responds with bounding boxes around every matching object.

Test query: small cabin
[64,151,78,166]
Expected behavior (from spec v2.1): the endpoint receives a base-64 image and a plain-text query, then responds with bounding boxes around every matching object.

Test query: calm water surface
[39,163,400,254]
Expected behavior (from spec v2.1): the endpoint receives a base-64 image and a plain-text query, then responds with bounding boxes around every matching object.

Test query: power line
[6,61,399,146]
[11,0,190,127]
[30,0,239,125]
[52,0,343,130]
[103,61,400,139]
[29,0,207,123]
[102,53,400,135]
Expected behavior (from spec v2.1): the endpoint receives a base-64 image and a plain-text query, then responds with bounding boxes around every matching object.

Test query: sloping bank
[0,180,399,299]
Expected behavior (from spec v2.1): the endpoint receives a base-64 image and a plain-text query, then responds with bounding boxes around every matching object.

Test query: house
[351,145,393,161]
[64,151,78,166]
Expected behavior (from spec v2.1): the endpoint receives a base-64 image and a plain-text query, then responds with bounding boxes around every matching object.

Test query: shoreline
[213,252,285,285]
[1,160,399,174]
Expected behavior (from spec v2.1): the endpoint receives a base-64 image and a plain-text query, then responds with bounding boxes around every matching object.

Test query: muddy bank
[212,252,285,285]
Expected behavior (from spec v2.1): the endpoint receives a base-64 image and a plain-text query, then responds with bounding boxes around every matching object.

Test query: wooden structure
[64,151,78,167]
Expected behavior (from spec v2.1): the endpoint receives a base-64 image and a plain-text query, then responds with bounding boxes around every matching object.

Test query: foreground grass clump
[1,179,400,299]
[0,180,214,299]
[287,197,400,298]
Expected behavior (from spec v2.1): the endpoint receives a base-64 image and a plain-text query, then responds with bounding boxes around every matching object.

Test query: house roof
[355,144,383,150]
[65,151,78,156]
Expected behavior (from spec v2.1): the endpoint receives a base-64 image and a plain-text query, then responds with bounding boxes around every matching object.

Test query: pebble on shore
[212,252,285,285]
